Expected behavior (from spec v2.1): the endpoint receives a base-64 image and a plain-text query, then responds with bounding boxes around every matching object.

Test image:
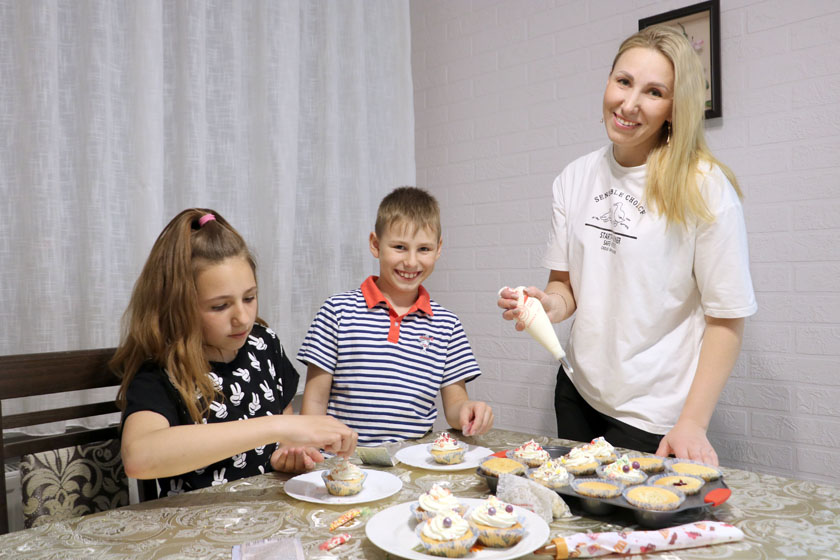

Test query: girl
[498,26,756,466]
[113,208,356,497]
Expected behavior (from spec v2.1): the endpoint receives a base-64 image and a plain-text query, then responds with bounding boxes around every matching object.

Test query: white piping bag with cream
[502,286,573,373]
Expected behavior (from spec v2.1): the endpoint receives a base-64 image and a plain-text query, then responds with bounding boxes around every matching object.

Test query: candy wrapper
[534,521,743,558]
[329,507,370,531]
[356,446,396,467]
[231,536,304,559]
[319,533,351,551]
[497,473,570,523]
[500,286,573,373]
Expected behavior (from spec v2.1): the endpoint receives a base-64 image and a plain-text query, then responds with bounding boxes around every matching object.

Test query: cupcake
[666,458,722,481]
[578,436,617,464]
[415,509,478,558]
[321,459,366,496]
[623,485,686,511]
[648,473,705,495]
[528,459,572,490]
[429,432,467,465]
[509,439,550,468]
[559,446,598,476]
[467,495,525,548]
[596,454,647,485]
[571,477,624,499]
[411,483,467,521]
[626,454,665,474]
[478,457,526,477]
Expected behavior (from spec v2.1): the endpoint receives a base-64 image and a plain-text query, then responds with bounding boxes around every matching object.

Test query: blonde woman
[498,26,756,466]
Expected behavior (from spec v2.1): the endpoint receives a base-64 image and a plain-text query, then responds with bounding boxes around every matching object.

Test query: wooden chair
[0,348,127,533]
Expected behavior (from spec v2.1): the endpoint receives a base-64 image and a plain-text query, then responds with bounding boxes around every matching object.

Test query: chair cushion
[20,438,128,528]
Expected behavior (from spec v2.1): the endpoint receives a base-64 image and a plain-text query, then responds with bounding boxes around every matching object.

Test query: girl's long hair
[613,25,742,226]
[112,208,258,423]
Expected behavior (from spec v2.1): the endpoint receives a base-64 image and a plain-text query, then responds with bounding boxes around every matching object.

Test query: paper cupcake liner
[428,441,468,465]
[570,477,625,499]
[664,458,722,481]
[414,523,478,558]
[468,516,526,548]
[321,469,367,496]
[623,484,686,511]
[595,464,648,486]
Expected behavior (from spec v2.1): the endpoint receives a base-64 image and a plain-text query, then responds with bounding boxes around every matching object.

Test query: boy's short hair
[375,186,441,240]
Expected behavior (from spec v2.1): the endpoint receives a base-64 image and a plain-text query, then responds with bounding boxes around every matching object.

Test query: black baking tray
[476,446,730,529]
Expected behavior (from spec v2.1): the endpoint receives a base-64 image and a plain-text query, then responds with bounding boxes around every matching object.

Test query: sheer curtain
[0,1,414,422]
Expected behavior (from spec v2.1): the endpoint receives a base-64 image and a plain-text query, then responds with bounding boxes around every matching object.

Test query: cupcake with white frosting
[321,459,366,496]
[428,432,467,465]
[415,509,477,557]
[509,439,550,468]
[596,454,647,485]
[467,495,525,548]
[411,483,467,521]
[528,458,573,490]
[579,436,617,464]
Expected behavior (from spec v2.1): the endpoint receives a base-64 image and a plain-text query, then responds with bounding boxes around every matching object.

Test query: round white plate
[395,443,493,471]
[283,469,402,504]
[366,498,550,560]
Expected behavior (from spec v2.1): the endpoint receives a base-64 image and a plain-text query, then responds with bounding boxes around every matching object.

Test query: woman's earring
[666,121,672,145]
[600,117,604,123]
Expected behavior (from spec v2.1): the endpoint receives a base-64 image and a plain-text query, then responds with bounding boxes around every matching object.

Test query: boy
[298,187,494,445]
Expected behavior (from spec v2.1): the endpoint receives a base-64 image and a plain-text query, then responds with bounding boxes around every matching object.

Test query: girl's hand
[278,415,358,458]
[497,286,526,330]
[459,401,494,436]
[656,420,719,466]
[270,446,324,473]
[498,286,564,329]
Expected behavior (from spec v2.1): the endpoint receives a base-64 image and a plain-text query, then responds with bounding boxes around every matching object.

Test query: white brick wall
[411,0,840,484]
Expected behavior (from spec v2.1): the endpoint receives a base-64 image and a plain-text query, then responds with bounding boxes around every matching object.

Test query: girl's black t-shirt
[123,323,299,497]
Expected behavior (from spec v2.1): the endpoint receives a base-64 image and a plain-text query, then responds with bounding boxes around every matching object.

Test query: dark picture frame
[639,0,721,119]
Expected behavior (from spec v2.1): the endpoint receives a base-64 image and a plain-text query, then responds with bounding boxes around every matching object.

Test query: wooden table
[1,429,839,559]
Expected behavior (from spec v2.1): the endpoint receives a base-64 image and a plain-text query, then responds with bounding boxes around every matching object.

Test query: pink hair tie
[198,214,216,227]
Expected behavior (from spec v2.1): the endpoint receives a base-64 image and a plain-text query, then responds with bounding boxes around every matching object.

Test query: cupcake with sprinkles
[411,483,467,522]
[509,439,550,468]
[415,509,477,558]
[429,432,467,465]
[596,454,647,485]
[321,459,366,496]
[559,446,598,476]
[578,436,617,464]
[528,458,572,490]
[467,495,525,548]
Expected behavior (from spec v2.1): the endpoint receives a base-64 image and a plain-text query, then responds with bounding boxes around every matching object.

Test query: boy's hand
[270,446,325,473]
[460,401,494,436]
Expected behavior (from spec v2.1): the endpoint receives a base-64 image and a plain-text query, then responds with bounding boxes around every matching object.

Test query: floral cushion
[19,438,128,528]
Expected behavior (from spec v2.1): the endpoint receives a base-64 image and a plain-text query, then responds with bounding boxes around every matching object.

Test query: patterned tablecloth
[2,429,839,559]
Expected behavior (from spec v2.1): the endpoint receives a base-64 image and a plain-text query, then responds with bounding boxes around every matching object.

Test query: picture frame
[639,0,721,119]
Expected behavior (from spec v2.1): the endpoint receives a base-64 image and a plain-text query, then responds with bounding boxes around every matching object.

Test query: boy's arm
[440,380,494,436]
[300,363,333,415]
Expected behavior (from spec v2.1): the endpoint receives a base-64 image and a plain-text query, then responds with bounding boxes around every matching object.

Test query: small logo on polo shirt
[418,335,434,352]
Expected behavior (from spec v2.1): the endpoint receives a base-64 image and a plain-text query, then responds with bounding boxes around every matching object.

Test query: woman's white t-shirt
[542,145,757,434]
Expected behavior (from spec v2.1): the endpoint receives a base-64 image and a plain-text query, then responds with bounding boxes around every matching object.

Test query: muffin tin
[476,446,730,528]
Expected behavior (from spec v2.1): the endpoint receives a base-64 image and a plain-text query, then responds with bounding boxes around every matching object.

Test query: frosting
[431,432,460,452]
[329,459,363,481]
[469,496,517,528]
[531,459,571,485]
[513,439,549,462]
[561,446,596,467]
[581,437,615,461]
[418,484,461,514]
[422,510,470,540]
[602,454,645,482]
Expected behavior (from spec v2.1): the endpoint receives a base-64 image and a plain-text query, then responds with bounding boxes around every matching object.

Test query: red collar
[361,276,433,317]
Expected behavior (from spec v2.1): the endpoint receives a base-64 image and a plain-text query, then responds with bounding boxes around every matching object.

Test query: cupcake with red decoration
[428,432,467,465]
[508,439,550,468]
[411,483,467,522]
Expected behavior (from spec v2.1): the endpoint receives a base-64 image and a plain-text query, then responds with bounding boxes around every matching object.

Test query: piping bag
[533,521,744,558]
[501,286,573,373]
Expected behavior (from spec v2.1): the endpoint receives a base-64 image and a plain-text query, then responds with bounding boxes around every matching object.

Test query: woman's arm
[656,316,745,465]
[121,406,356,479]
[497,269,576,328]
[440,381,494,436]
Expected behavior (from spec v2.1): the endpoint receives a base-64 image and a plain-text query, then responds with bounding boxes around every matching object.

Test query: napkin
[534,521,743,558]
[496,473,570,522]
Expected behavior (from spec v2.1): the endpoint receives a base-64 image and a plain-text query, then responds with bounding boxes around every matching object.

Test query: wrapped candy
[319,533,351,551]
[534,521,743,558]
[329,507,369,531]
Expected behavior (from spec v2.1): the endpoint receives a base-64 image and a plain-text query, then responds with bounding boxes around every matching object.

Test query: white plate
[283,469,402,504]
[395,443,493,471]
[366,498,550,560]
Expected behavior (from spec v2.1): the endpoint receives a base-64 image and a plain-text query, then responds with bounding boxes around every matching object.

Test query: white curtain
[0,1,414,421]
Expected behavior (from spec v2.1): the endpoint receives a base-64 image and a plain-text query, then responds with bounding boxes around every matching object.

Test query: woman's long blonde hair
[112,208,258,423]
[613,25,741,225]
